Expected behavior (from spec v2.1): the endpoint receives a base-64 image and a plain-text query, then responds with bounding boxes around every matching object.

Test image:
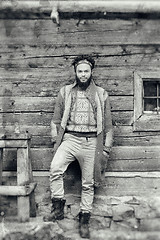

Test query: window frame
[133,71,160,132]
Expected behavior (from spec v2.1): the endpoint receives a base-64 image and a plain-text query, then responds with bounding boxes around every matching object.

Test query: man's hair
[72,55,95,70]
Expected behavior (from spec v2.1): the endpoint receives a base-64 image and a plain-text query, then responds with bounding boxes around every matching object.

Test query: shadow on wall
[64,160,82,195]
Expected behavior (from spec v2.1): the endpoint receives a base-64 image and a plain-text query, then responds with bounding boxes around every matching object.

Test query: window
[134,71,160,131]
[143,80,160,113]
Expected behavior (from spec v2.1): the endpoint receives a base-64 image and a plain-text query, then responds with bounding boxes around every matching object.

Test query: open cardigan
[51,80,113,187]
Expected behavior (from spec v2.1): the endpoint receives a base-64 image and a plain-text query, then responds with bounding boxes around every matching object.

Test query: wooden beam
[1,1,160,21]
[55,1,160,13]
[0,133,31,148]
[17,147,30,222]
[51,1,160,24]
[105,172,160,178]
[0,182,37,196]
[0,140,28,148]
[1,1,160,13]
[3,170,160,179]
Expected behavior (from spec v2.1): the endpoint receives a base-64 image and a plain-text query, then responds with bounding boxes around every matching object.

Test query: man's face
[76,63,92,84]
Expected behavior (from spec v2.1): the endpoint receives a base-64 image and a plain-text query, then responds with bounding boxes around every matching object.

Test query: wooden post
[0,149,2,185]
[0,183,37,196]
[28,141,37,218]
[17,146,30,222]
[0,149,3,215]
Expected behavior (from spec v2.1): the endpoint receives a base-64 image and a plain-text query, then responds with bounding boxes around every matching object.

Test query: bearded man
[44,55,113,239]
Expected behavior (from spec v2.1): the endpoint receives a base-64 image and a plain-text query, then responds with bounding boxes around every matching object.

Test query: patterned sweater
[66,87,97,133]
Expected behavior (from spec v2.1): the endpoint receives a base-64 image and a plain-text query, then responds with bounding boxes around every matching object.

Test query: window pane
[144,98,157,111]
[143,81,157,96]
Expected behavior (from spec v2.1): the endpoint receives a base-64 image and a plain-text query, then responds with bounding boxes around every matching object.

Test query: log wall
[1,7,160,207]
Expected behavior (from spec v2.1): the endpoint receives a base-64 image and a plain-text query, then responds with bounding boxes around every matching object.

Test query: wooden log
[0,125,50,137]
[0,110,132,127]
[51,1,160,24]
[114,125,160,145]
[0,78,133,97]
[29,146,160,172]
[3,145,160,172]
[0,112,53,127]
[54,1,160,13]
[4,170,160,179]
[107,158,160,172]
[14,171,160,197]
[1,51,160,71]
[114,125,160,137]
[3,171,160,200]
[0,96,133,112]
[0,96,55,112]
[114,134,160,146]
[1,1,160,21]
[0,183,37,196]
[0,41,157,61]
[1,19,160,45]
[0,111,133,147]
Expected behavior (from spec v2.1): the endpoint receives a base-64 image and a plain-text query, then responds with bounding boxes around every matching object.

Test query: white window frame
[133,71,160,132]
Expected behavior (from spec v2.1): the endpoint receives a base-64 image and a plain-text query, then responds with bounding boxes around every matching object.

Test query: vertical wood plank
[0,149,3,215]
[17,146,30,222]
[134,71,143,122]
[28,140,36,217]
[0,149,2,185]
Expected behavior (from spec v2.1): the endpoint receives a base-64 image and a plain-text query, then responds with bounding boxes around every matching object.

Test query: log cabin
[0,0,160,218]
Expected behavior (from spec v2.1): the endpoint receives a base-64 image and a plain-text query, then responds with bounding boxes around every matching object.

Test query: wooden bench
[0,133,37,222]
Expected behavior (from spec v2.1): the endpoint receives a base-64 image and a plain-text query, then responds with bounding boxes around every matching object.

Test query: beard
[76,75,92,90]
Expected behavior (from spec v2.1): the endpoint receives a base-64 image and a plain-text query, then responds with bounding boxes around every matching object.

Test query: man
[44,55,113,238]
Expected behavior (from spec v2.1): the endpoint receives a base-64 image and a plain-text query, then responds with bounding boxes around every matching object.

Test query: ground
[1,195,160,239]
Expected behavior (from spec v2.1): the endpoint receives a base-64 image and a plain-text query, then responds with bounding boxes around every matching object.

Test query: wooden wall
[1,10,160,200]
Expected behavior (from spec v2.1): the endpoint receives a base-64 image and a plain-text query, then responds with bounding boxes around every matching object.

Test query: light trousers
[50,133,97,212]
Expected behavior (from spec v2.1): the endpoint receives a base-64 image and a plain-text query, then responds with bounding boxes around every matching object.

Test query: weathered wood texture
[2,172,160,217]
[0,149,2,210]
[0,183,36,196]
[2,145,160,172]
[0,134,36,221]
[1,15,160,199]
[1,1,160,22]
[0,149,2,184]
[2,173,160,210]
[17,147,30,222]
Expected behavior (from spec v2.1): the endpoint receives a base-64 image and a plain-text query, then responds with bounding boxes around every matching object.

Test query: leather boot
[79,212,90,239]
[43,198,66,222]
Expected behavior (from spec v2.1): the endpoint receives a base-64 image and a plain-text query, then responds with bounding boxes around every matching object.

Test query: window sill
[133,114,160,132]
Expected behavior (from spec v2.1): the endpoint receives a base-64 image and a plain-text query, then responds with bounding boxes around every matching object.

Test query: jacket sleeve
[103,91,113,153]
[51,88,64,143]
